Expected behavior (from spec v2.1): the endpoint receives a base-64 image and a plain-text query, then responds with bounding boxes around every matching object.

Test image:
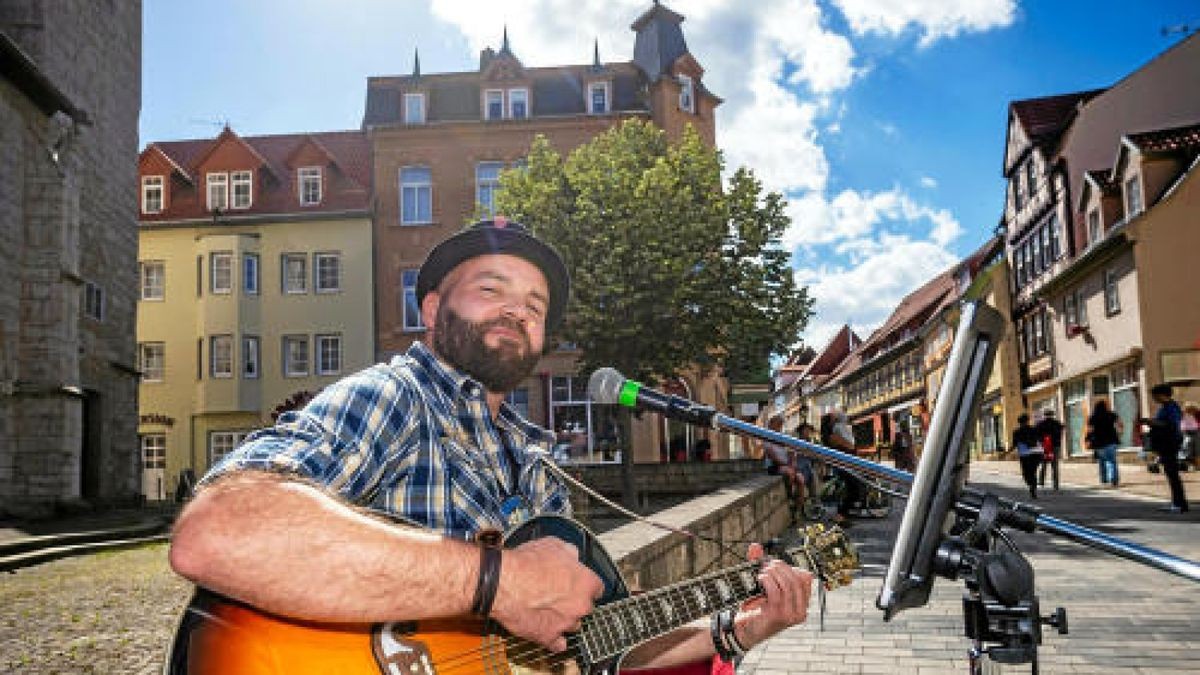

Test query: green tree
[497,120,811,386]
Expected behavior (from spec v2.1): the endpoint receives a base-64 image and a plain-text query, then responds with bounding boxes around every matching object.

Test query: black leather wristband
[470,544,502,617]
[721,609,747,658]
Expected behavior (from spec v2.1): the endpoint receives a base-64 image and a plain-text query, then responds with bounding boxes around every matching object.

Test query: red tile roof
[1011,89,1105,151]
[139,129,371,223]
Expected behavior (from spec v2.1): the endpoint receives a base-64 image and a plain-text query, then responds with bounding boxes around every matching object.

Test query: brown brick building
[362,2,724,462]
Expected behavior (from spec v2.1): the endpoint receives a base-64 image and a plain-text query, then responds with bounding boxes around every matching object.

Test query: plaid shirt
[203,342,571,540]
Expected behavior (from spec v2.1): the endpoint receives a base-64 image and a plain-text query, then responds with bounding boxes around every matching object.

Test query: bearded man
[169,219,814,672]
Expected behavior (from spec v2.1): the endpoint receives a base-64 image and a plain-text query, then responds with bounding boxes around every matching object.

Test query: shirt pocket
[439,435,507,532]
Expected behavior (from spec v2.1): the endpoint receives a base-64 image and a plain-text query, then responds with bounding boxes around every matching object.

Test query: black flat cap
[417,218,570,330]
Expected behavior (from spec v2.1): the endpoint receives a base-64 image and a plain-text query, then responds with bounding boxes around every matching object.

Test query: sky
[142,0,1200,352]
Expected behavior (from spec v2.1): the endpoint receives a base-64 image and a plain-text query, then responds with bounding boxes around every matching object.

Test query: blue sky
[142,0,1199,349]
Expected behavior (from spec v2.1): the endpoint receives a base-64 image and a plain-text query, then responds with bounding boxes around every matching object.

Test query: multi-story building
[1001,31,1200,459]
[1,4,142,516]
[1038,122,1200,458]
[361,2,723,462]
[136,129,374,499]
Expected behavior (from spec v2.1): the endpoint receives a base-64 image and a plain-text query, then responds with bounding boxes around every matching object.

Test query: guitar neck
[578,558,780,663]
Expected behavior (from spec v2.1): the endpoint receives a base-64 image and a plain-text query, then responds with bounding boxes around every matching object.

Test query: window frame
[210,251,233,295]
[678,74,694,113]
[475,161,504,217]
[208,430,248,466]
[484,89,504,120]
[508,88,529,119]
[298,166,322,206]
[138,342,165,382]
[315,333,343,376]
[142,175,165,214]
[588,81,610,114]
[243,253,260,295]
[404,92,426,124]
[230,170,253,209]
[1087,209,1101,247]
[83,281,105,322]
[242,335,260,379]
[1103,268,1121,316]
[210,334,234,379]
[206,172,229,211]
[281,253,308,294]
[140,260,165,301]
[314,252,342,294]
[282,334,310,377]
[401,269,425,331]
[141,433,167,469]
[399,166,433,225]
[1124,174,1143,218]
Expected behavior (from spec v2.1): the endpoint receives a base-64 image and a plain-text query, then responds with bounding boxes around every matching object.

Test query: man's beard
[433,304,541,394]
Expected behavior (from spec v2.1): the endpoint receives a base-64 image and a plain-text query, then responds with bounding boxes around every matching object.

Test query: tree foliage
[497,120,811,385]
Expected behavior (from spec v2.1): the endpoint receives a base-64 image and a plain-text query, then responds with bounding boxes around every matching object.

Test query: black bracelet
[721,609,747,658]
[710,610,736,663]
[470,544,502,617]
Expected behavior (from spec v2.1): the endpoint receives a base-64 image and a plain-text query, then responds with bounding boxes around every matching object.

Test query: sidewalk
[972,456,1200,504]
[742,464,1199,674]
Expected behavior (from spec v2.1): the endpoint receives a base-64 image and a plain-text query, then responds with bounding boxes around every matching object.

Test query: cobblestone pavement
[741,463,1200,674]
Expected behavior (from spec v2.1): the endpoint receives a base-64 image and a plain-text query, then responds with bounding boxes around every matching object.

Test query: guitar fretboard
[577,559,775,663]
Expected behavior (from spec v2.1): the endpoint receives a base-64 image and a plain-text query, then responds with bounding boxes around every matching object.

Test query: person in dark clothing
[1036,409,1065,491]
[1142,384,1189,513]
[891,422,916,473]
[1087,399,1122,487]
[1012,413,1042,499]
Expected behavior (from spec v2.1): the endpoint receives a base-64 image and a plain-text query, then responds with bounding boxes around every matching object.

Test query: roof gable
[191,126,276,178]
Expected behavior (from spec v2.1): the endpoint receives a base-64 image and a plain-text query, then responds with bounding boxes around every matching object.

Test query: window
[1024,160,1036,202]
[283,335,309,377]
[1013,171,1025,211]
[476,162,503,216]
[231,170,252,209]
[315,253,341,293]
[210,335,233,378]
[140,261,165,301]
[206,172,228,211]
[210,252,232,294]
[298,167,322,205]
[1064,293,1078,332]
[1124,175,1143,217]
[589,82,609,114]
[196,256,203,296]
[243,336,259,379]
[1031,232,1042,277]
[1087,209,1101,246]
[402,269,424,331]
[84,281,104,321]
[243,253,259,295]
[508,88,528,119]
[404,93,426,124]
[282,253,307,294]
[142,175,164,214]
[141,434,166,469]
[485,89,504,120]
[1076,287,1089,327]
[400,166,432,224]
[1032,312,1047,356]
[1103,268,1120,315]
[1048,213,1061,260]
[139,342,165,382]
[209,431,248,465]
[316,334,342,375]
[678,74,694,113]
[1039,226,1051,273]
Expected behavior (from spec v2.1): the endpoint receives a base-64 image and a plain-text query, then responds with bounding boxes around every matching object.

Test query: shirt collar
[402,341,554,447]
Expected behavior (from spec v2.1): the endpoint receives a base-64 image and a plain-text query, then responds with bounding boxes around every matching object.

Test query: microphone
[587,367,717,428]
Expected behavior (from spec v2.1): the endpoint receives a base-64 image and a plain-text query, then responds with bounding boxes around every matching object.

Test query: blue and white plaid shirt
[202,342,571,540]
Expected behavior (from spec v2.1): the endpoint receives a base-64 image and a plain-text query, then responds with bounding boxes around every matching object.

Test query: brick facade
[0,1,142,516]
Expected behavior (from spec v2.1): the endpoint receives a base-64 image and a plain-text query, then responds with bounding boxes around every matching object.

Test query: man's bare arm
[169,470,602,651]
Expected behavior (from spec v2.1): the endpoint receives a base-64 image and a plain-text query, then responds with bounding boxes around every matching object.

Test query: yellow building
[135,130,374,500]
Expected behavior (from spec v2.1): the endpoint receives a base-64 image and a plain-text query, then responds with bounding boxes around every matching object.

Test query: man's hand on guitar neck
[734,542,815,651]
[491,537,605,653]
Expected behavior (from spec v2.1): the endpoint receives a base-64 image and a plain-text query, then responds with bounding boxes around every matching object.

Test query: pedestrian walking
[1087,399,1122,487]
[1142,384,1189,513]
[892,421,916,473]
[1013,413,1042,499]
[1036,408,1064,491]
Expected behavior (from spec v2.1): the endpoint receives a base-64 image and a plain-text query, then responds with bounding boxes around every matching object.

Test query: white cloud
[920,175,938,188]
[783,186,962,250]
[830,0,1016,47]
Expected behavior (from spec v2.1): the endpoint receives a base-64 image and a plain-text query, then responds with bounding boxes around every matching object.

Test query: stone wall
[599,475,791,592]
[0,1,142,516]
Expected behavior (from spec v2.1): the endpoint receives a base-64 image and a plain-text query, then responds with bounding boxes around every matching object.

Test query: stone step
[0,533,170,572]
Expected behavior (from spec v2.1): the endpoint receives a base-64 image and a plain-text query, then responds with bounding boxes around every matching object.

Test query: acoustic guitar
[164,515,857,674]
